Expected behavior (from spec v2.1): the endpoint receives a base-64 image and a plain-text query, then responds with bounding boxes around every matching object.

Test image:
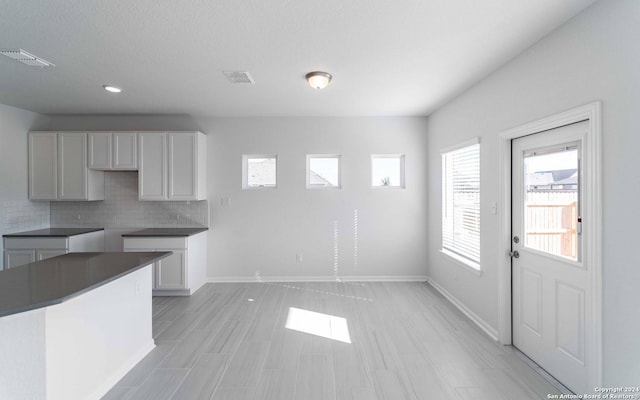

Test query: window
[372,155,405,188]
[441,139,480,270]
[307,155,341,188]
[243,155,277,189]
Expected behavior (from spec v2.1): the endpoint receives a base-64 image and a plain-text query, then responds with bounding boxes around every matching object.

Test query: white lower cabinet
[3,231,105,269]
[155,250,186,290]
[36,249,68,261]
[4,250,37,268]
[123,231,207,296]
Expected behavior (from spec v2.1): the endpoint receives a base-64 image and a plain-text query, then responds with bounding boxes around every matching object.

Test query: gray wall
[35,115,430,280]
[426,0,639,386]
[204,117,429,280]
[0,103,44,268]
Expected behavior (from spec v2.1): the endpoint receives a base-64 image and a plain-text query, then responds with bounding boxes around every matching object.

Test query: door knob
[509,251,520,259]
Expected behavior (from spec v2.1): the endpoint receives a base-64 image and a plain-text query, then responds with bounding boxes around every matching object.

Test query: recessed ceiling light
[102,85,122,93]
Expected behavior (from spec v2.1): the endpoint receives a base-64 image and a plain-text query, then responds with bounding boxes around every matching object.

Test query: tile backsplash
[2,200,50,233]
[50,171,208,228]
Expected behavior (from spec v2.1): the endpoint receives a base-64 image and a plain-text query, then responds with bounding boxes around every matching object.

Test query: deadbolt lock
[513,236,520,244]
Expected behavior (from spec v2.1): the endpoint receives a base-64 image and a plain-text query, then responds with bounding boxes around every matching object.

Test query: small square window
[307,155,341,188]
[372,155,405,188]
[243,155,277,189]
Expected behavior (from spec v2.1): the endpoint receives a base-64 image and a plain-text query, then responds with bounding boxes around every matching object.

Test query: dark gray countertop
[122,227,208,237]
[0,252,171,318]
[3,227,104,238]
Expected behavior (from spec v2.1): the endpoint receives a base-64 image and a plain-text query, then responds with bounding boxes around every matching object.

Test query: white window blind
[442,141,480,267]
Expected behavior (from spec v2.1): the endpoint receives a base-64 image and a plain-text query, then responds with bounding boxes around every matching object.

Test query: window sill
[243,185,277,190]
[306,185,341,189]
[440,249,482,277]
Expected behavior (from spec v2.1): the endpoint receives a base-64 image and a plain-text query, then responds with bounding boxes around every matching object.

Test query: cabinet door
[155,250,186,290]
[113,132,138,169]
[122,245,157,289]
[29,132,58,200]
[88,132,112,169]
[138,132,167,200]
[36,249,68,261]
[5,250,36,268]
[168,132,198,200]
[58,132,88,200]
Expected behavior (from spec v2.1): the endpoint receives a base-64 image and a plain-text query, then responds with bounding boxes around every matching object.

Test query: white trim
[426,277,499,341]
[440,136,480,154]
[207,275,428,283]
[496,101,602,390]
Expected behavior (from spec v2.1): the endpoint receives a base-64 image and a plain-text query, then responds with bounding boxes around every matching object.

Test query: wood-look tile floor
[102,281,565,400]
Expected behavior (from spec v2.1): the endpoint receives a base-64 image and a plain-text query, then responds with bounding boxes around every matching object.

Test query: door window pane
[523,145,579,260]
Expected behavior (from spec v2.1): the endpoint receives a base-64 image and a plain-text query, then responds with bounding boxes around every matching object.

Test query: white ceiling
[0,0,597,117]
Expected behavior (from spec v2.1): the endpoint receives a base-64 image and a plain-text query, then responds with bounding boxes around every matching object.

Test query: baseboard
[426,277,499,341]
[87,340,155,400]
[207,275,428,283]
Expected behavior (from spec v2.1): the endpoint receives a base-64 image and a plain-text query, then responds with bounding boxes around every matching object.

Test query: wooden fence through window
[525,191,577,259]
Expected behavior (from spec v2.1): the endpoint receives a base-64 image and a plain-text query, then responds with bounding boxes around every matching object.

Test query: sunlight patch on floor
[285,307,352,343]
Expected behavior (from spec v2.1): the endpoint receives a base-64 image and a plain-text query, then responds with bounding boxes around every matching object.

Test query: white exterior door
[512,121,589,393]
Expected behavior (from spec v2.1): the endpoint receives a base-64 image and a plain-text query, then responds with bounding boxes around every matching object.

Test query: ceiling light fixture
[305,71,332,90]
[102,85,122,93]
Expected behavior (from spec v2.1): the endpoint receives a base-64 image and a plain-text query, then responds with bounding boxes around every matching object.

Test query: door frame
[496,102,602,388]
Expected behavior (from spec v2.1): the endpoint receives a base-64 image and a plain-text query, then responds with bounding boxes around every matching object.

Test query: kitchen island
[0,251,171,400]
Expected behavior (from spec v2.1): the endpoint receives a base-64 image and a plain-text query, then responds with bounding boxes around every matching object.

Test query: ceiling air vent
[223,71,254,84]
[0,49,55,67]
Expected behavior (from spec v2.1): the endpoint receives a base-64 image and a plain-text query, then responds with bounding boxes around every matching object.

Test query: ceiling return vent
[0,49,55,67]
[223,71,255,84]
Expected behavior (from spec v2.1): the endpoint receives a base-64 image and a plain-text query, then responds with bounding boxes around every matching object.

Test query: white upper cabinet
[113,132,137,169]
[139,131,206,201]
[168,132,207,200]
[88,132,137,170]
[29,132,58,200]
[88,132,111,169]
[138,132,167,200]
[58,132,89,200]
[29,132,104,201]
